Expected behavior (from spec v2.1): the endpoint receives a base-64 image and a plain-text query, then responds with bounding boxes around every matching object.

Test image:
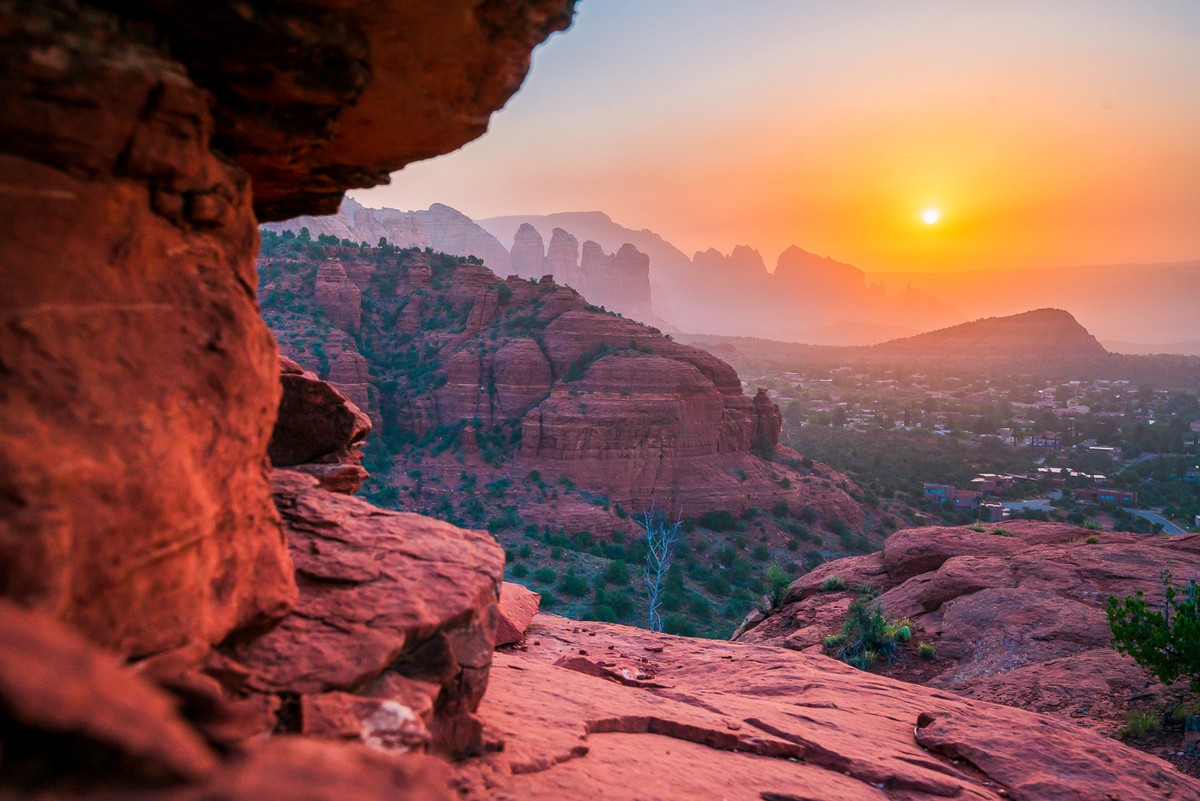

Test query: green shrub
[1120,709,1161,739]
[967,524,986,532]
[533,567,557,585]
[704,572,732,596]
[1084,534,1101,544]
[751,544,770,561]
[824,597,905,670]
[765,564,791,606]
[558,570,590,598]
[827,519,851,537]
[1169,702,1200,726]
[688,595,712,621]
[1108,570,1200,692]
[918,641,936,659]
[604,560,631,586]
[603,589,636,618]
[699,510,738,531]
[887,618,913,642]
[990,527,1013,537]
[586,604,619,623]
[662,614,697,636]
[822,633,846,649]
[820,576,847,592]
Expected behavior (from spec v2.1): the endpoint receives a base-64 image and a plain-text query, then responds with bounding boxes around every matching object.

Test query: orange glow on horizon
[357,2,1200,279]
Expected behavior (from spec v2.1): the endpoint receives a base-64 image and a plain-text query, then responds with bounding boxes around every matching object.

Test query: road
[1002,499,1189,534]
[1127,508,1187,535]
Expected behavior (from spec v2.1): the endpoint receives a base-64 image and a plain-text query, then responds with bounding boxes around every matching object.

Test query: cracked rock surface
[455,614,1200,800]
[736,521,1200,753]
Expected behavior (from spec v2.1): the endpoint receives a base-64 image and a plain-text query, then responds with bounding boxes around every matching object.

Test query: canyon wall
[0,0,572,660]
[261,241,866,526]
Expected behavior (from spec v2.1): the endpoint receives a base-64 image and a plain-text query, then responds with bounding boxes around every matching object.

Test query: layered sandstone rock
[327,350,374,420]
[265,240,865,525]
[0,598,459,800]
[736,521,1200,745]
[314,260,362,332]
[451,614,1200,800]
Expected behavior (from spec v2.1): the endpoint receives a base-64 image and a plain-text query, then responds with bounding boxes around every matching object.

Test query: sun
[922,208,940,225]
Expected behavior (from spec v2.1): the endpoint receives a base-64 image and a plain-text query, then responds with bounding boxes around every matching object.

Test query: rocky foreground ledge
[454,614,1196,800]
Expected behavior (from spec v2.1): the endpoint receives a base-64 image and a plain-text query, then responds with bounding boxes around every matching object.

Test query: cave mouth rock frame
[3,4,1200,801]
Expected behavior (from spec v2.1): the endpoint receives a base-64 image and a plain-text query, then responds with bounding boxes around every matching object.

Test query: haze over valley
[268,198,1200,352]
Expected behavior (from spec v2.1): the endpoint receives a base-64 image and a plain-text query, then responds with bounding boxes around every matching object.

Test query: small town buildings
[1029,431,1061,449]
[1073,487,1138,506]
[924,483,983,508]
[970,473,1017,493]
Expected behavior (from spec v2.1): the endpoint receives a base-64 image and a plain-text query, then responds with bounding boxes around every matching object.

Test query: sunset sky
[354,1,1200,275]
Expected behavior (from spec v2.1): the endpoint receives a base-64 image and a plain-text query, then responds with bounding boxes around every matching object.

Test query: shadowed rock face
[0,0,572,658]
[1,0,571,794]
[99,1,576,220]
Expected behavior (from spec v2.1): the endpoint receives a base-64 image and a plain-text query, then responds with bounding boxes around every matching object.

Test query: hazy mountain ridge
[680,308,1200,385]
[269,200,1198,352]
[868,261,1200,347]
[482,211,966,341]
[867,307,1107,363]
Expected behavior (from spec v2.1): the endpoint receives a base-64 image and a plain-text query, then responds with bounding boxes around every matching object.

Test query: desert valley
[2,2,1200,801]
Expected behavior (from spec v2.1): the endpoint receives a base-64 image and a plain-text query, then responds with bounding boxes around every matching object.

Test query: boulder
[0,600,217,784]
[496,582,541,646]
[225,471,504,757]
[269,361,371,467]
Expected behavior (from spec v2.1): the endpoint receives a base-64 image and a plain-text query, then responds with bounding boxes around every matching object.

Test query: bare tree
[641,510,681,632]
